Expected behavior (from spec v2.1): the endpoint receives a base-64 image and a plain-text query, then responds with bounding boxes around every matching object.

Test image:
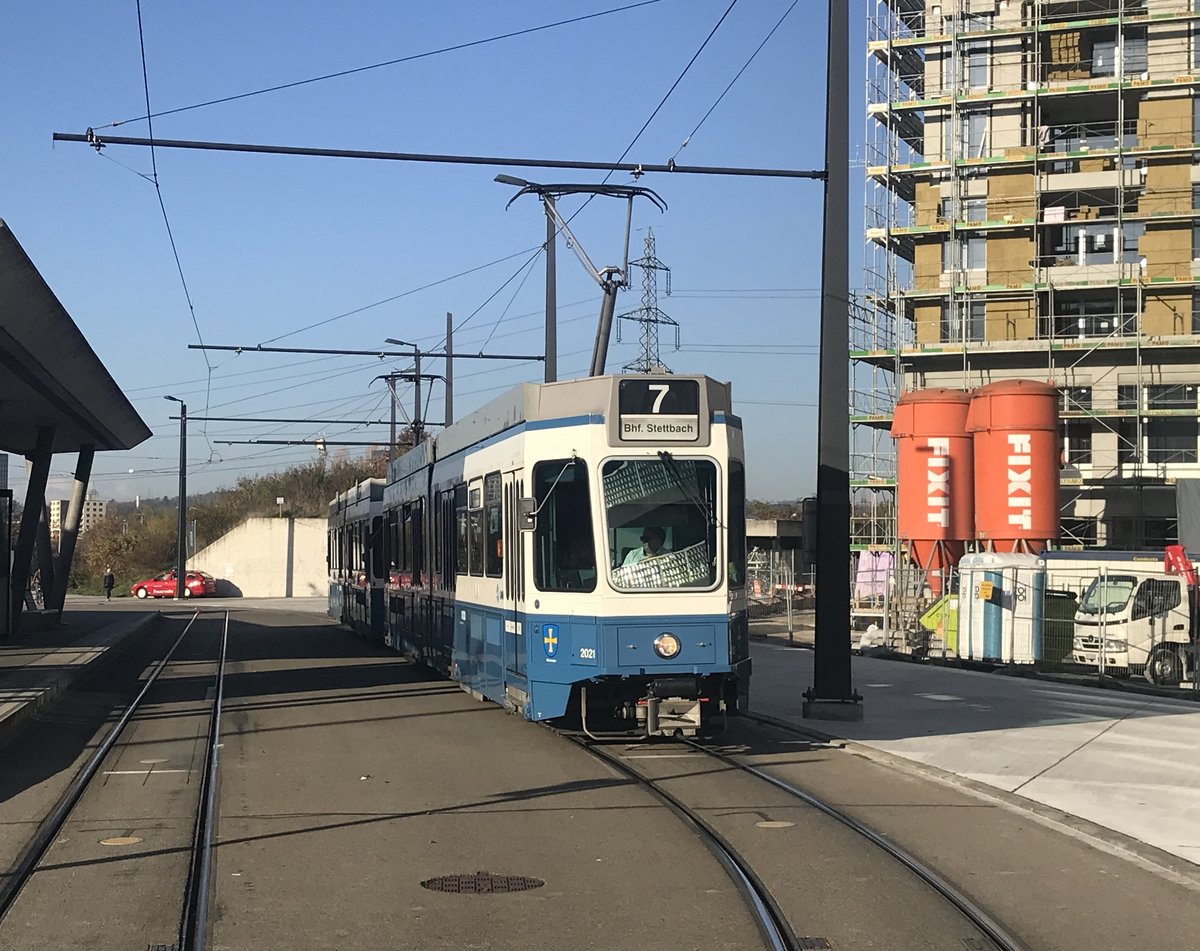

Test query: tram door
[503,469,528,695]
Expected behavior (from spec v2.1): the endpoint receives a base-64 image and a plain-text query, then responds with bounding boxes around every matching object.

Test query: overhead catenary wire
[135,1,216,461]
[671,0,799,161]
[96,1,671,130]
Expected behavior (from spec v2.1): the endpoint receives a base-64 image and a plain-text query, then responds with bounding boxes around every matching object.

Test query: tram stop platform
[0,608,159,749]
[751,639,1200,869]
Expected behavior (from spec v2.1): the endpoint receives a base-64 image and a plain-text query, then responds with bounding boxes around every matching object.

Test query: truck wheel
[1146,646,1184,687]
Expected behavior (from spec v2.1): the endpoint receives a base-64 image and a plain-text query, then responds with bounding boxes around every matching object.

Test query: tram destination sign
[617,379,701,443]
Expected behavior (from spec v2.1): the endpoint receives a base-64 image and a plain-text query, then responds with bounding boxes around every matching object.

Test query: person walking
[103,567,115,601]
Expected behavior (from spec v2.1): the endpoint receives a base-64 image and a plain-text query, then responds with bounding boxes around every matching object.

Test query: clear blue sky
[3,1,863,503]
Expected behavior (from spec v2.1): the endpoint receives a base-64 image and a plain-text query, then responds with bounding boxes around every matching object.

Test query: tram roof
[438,375,732,460]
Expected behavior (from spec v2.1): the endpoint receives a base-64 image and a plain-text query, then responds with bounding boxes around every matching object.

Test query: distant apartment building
[48,494,107,539]
[857,0,1200,553]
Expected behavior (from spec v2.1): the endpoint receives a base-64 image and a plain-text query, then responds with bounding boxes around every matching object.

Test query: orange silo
[966,380,1060,554]
[891,389,974,596]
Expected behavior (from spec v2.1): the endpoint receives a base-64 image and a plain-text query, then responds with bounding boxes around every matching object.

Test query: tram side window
[412,498,425,584]
[401,504,413,575]
[533,459,596,592]
[468,482,485,577]
[386,510,398,571]
[433,492,443,586]
[485,472,503,578]
[455,484,469,578]
[729,461,746,588]
[371,516,385,580]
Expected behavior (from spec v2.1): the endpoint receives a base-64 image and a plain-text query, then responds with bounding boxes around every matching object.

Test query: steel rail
[567,736,798,951]
[692,717,1026,951]
[0,610,201,923]
[180,610,229,951]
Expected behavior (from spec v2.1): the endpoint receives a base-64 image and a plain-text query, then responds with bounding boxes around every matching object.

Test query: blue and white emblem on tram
[543,624,559,658]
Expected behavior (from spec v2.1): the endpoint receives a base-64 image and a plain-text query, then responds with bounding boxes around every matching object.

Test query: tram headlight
[653,633,681,659]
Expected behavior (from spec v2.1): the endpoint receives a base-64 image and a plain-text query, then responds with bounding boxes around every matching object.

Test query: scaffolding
[859,0,1200,569]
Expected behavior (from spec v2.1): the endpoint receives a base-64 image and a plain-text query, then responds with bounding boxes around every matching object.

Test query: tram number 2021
[578,647,597,660]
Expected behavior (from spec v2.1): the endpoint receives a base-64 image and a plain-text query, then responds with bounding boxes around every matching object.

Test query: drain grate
[420,871,545,895]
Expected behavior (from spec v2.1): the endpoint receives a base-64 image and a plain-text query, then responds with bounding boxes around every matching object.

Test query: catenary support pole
[804,0,861,720]
[175,404,187,600]
[414,351,422,440]
[387,376,397,471]
[545,195,557,383]
[445,312,455,425]
[50,446,94,615]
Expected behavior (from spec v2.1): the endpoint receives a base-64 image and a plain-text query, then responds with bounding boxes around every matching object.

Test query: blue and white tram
[327,478,386,642]
[336,374,749,736]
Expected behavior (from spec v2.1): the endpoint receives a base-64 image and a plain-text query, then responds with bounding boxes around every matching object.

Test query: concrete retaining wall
[191,517,326,597]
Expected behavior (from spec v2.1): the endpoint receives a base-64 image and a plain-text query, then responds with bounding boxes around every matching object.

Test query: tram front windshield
[602,458,718,590]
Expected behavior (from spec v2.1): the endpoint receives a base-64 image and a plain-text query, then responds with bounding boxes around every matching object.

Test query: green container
[1043,590,1078,665]
[919,594,959,653]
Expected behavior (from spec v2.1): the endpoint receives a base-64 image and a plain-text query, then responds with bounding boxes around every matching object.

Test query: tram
[327,478,385,641]
[330,374,749,736]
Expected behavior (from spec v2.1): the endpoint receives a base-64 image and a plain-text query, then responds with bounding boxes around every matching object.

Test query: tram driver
[622,526,669,566]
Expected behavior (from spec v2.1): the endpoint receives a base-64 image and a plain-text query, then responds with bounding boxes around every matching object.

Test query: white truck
[1044,547,1197,686]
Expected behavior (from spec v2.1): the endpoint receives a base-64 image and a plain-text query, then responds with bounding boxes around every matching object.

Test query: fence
[746,549,814,619]
[864,553,1199,692]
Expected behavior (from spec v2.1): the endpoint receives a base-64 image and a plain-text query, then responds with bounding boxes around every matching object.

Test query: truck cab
[1072,573,1190,678]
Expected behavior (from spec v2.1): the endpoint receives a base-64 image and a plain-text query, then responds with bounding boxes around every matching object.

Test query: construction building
[857,0,1200,559]
[48,493,106,540]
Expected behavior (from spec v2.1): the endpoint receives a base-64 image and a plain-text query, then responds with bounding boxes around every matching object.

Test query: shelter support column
[9,425,55,637]
[50,445,94,615]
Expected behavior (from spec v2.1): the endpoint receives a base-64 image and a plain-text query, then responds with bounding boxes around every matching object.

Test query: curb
[0,612,162,751]
[743,711,1200,887]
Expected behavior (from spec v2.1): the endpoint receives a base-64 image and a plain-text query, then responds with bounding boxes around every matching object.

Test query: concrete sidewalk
[751,640,1200,867]
[0,610,160,748]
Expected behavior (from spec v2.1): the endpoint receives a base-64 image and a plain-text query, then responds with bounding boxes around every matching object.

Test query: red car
[130,569,217,599]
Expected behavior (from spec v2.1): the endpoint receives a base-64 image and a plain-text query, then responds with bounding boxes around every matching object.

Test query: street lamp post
[164,396,187,600]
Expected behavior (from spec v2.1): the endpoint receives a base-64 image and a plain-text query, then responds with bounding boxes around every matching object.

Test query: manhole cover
[420,872,545,895]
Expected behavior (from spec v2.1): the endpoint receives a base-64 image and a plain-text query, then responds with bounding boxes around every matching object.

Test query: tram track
[568,720,1026,951]
[691,717,1025,951]
[566,734,798,951]
[0,608,229,951]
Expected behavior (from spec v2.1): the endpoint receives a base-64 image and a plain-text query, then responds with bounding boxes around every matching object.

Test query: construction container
[966,380,1060,554]
[958,552,1046,663]
[891,389,974,596]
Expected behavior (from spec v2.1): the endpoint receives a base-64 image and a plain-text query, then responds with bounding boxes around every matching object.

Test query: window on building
[964,197,987,221]
[1060,517,1098,547]
[939,301,985,343]
[1117,418,1139,465]
[965,43,988,90]
[1062,420,1093,465]
[1147,418,1198,464]
[963,112,987,158]
[1148,385,1197,409]
[1124,30,1148,76]
[1061,386,1092,413]
[1122,222,1145,263]
[965,235,986,270]
[1092,38,1116,77]
[1118,385,1140,410]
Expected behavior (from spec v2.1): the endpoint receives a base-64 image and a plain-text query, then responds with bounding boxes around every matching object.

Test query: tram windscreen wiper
[657,451,715,525]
